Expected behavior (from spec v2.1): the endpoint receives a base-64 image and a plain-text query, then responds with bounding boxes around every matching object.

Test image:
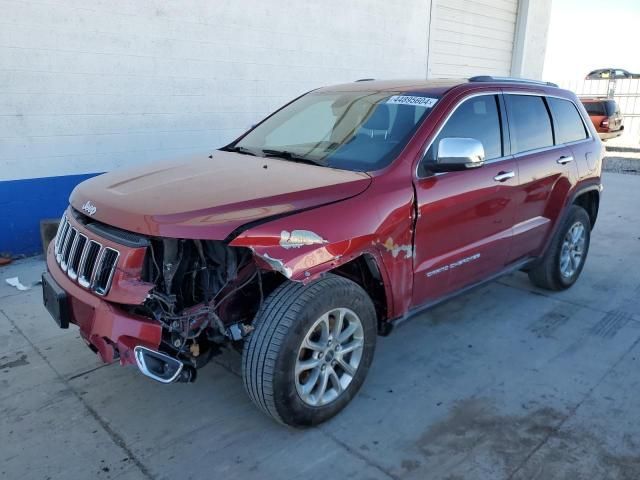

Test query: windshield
[229,90,438,171]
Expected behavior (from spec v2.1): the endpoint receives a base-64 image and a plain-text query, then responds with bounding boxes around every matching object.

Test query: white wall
[0,0,432,182]
[0,0,555,184]
[427,0,519,78]
[0,0,555,255]
[510,0,552,80]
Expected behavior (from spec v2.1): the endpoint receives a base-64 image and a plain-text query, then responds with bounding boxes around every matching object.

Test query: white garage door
[428,0,518,78]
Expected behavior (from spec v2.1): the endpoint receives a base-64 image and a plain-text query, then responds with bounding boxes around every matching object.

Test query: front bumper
[46,242,162,365]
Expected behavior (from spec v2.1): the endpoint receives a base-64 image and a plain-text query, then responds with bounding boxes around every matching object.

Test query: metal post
[608,78,616,98]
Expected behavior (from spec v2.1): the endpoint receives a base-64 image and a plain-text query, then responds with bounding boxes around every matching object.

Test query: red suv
[43,77,603,426]
[581,97,624,141]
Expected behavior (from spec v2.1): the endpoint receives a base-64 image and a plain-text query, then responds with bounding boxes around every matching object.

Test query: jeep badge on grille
[82,201,97,216]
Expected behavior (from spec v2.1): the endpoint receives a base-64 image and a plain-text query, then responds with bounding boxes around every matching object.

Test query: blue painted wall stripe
[0,173,101,256]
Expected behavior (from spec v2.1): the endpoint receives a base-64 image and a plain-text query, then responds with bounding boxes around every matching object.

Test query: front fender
[230,225,377,282]
[228,177,416,318]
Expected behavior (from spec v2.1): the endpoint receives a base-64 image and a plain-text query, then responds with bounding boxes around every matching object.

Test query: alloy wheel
[559,221,586,278]
[294,307,364,406]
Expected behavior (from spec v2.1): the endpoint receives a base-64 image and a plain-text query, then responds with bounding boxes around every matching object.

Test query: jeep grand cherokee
[43,77,603,426]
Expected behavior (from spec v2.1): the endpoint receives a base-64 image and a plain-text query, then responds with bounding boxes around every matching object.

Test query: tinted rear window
[505,95,553,154]
[547,98,588,144]
[583,102,605,115]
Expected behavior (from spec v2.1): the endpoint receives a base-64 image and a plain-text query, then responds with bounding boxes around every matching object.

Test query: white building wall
[0,0,431,182]
[427,0,519,78]
[510,0,552,80]
[0,0,553,255]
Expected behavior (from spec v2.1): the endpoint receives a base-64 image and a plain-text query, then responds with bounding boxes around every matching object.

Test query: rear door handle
[493,171,515,182]
[557,155,574,165]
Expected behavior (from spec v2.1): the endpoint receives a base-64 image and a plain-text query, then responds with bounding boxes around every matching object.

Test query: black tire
[528,205,591,291]
[242,274,377,427]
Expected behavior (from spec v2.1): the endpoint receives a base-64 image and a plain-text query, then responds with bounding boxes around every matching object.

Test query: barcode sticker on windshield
[386,95,438,108]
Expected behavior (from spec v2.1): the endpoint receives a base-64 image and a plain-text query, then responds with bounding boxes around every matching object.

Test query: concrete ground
[2,172,640,480]
[603,150,640,175]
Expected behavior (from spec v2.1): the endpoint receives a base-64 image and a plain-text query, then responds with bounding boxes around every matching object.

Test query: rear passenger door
[504,93,580,263]
[547,96,595,177]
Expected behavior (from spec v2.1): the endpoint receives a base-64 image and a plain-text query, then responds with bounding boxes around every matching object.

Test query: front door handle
[557,155,574,165]
[493,171,515,182]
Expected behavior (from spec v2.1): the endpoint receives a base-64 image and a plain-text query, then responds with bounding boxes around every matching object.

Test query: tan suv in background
[581,97,624,141]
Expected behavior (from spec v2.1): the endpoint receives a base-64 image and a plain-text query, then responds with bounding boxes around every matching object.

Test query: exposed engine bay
[130,239,282,373]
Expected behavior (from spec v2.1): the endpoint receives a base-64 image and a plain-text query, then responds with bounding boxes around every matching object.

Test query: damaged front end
[50,165,403,386]
[125,238,284,381]
[48,206,345,385]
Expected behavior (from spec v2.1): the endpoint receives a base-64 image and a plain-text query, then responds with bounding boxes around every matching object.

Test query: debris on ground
[0,257,12,267]
[5,277,42,291]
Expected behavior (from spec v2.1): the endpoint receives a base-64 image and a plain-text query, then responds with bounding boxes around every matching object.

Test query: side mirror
[433,137,485,172]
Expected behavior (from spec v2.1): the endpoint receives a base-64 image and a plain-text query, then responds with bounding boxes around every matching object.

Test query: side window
[504,95,553,154]
[547,97,588,144]
[424,95,502,164]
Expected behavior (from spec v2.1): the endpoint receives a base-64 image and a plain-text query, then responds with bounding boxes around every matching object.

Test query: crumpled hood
[69,151,371,240]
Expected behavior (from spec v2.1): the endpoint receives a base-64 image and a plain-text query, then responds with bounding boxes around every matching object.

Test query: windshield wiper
[260,149,326,167]
[222,145,258,156]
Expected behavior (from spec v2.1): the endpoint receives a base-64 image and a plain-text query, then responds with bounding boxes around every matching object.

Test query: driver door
[411,93,517,307]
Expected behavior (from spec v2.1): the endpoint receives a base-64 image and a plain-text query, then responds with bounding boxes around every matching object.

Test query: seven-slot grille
[54,214,120,295]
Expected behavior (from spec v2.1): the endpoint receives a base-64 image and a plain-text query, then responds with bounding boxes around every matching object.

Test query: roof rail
[469,75,559,88]
[355,78,375,82]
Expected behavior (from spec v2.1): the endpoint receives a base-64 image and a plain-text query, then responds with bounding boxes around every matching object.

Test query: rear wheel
[242,274,377,427]
[528,205,591,290]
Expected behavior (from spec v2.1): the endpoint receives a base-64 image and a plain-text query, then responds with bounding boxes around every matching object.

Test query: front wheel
[528,205,591,290]
[242,274,377,427]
